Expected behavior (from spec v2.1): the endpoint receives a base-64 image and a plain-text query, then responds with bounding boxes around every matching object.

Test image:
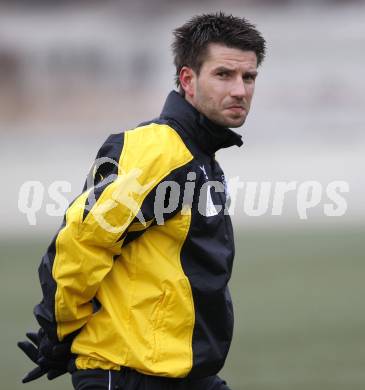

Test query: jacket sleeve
[34,133,147,342]
[34,125,194,343]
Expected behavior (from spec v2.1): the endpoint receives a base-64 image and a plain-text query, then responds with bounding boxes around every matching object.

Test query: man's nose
[230,78,247,99]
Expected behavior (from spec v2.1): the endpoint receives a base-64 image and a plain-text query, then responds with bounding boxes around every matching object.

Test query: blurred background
[0,0,364,389]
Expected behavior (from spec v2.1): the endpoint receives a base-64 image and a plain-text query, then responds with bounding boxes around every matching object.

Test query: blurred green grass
[1,225,364,389]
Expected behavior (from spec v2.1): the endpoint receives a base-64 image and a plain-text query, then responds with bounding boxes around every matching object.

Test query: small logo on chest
[199,164,209,180]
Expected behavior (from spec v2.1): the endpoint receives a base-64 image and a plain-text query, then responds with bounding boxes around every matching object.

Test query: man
[18,12,265,390]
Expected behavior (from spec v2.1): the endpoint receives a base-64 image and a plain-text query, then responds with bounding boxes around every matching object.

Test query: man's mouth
[226,106,246,114]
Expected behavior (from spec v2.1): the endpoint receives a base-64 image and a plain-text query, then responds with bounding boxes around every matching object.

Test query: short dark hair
[172,12,266,88]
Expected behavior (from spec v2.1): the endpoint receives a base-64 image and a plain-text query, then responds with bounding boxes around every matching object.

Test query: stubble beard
[202,103,247,128]
[195,89,247,129]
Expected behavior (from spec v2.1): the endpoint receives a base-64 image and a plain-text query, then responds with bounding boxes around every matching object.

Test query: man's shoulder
[130,118,178,138]
[126,119,189,155]
[103,118,181,148]
[100,120,193,175]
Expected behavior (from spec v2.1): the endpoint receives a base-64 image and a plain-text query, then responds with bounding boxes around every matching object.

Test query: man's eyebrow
[244,70,258,77]
[214,66,235,73]
[213,66,258,76]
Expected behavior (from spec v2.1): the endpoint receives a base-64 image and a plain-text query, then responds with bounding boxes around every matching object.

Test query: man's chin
[219,110,247,127]
[229,121,245,128]
[225,116,246,128]
[207,112,246,128]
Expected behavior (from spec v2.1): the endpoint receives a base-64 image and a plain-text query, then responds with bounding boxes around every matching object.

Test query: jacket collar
[160,90,243,156]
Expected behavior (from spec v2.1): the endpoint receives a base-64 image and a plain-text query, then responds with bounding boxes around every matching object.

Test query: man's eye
[244,75,256,82]
[217,72,229,78]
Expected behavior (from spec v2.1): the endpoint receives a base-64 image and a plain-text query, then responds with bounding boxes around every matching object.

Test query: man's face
[181,43,258,128]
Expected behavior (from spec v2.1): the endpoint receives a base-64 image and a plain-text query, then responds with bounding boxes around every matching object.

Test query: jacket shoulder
[121,122,193,176]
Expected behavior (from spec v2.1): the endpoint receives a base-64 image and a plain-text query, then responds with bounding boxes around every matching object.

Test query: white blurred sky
[1,2,364,236]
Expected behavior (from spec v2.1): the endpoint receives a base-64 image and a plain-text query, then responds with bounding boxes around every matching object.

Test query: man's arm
[34,134,126,344]
[18,124,194,382]
[18,133,141,382]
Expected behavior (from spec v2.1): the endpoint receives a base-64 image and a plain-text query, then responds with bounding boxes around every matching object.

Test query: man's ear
[179,66,196,98]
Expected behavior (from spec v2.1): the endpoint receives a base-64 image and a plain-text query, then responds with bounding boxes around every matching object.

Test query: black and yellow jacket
[34,91,243,379]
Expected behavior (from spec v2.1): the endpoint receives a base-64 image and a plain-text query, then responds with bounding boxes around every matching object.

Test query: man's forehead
[203,43,257,68]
